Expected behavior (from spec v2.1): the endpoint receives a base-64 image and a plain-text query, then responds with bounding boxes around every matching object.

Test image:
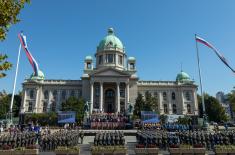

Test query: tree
[133,93,145,119]
[0,0,30,78]
[0,91,22,118]
[228,87,235,113]
[0,0,30,40]
[61,97,85,123]
[198,94,228,122]
[145,91,158,112]
[0,54,12,78]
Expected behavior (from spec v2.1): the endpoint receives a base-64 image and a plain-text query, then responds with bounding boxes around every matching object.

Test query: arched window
[164,104,168,113]
[44,90,49,99]
[185,91,191,101]
[95,86,100,97]
[51,101,56,112]
[53,90,57,100]
[173,104,177,114]
[43,102,47,112]
[154,92,158,98]
[187,104,191,113]
[70,90,75,97]
[172,92,176,100]
[163,92,167,101]
[28,102,33,112]
[29,90,34,99]
[61,90,66,100]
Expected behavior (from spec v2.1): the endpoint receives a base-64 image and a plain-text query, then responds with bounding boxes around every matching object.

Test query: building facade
[216,91,233,120]
[20,28,198,116]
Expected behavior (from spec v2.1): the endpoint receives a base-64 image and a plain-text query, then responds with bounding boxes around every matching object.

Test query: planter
[113,147,127,155]
[24,149,39,155]
[135,148,147,155]
[91,146,103,155]
[146,148,159,155]
[180,148,193,155]
[54,150,68,155]
[0,150,13,155]
[193,148,206,155]
[169,148,181,155]
[215,148,228,155]
[13,150,25,155]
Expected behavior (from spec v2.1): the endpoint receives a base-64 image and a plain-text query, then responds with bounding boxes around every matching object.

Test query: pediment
[90,68,130,77]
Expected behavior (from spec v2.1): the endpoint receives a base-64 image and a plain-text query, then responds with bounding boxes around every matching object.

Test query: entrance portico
[90,80,129,114]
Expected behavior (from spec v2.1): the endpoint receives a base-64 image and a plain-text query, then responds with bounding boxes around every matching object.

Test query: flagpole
[195,34,206,123]
[9,43,21,124]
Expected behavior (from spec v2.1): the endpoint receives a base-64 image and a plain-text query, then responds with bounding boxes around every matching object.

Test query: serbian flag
[18,32,39,76]
[195,35,235,73]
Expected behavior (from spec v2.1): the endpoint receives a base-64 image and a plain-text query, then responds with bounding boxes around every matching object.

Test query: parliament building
[20,28,199,116]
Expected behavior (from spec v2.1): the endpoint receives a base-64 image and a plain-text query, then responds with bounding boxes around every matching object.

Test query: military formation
[94,131,125,146]
[136,130,235,150]
[40,130,84,151]
[0,131,37,149]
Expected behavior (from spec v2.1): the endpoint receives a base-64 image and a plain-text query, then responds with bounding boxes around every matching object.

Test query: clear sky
[1,0,235,96]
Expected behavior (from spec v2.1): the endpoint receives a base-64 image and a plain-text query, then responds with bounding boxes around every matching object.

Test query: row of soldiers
[94,131,125,146]
[40,130,84,151]
[137,130,235,150]
[0,131,37,149]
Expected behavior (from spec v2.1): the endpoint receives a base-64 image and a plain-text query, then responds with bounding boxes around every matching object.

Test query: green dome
[30,70,45,80]
[176,71,191,82]
[128,57,136,61]
[85,55,93,61]
[97,28,124,52]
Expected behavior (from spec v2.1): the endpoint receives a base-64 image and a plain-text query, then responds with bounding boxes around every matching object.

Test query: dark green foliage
[177,116,192,125]
[24,112,57,126]
[133,92,158,119]
[159,114,168,124]
[0,54,12,78]
[228,87,235,113]
[61,97,85,123]
[198,94,228,122]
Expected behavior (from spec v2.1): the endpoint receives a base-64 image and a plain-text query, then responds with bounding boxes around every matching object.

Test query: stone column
[90,82,94,113]
[117,82,120,113]
[125,83,129,111]
[21,89,27,113]
[100,82,103,112]
[48,90,52,112]
[34,87,39,113]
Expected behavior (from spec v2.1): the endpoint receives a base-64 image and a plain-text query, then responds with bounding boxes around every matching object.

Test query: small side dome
[97,28,124,52]
[128,57,136,61]
[30,70,45,80]
[85,55,93,61]
[176,71,191,82]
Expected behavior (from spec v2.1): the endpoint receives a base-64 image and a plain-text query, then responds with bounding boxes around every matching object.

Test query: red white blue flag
[18,32,39,76]
[195,35,235,73]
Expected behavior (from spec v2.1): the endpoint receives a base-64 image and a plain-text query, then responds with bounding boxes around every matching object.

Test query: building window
[29,90,34,99]
[173,104,177,114]
[99,55,103,64]
[154,92,158,98]
[172,92,176,100]
[78,90,82,97]
[118,55,123,65]
[43,102,47,112]
[185,91,191,101]
[44,90,48,99]
[163,92,167,101]
[62,90,66,100]
[53,90,57,100]
[130,63,135,70]
[87,62,91,69]
[70,90,75,97]
[106,54,114,63]
[164,104,168,113]
[95,86,100,97]
[187,104,191,113]
[28,102,33,112]
[51,101,56,112]
[120,89,125,97]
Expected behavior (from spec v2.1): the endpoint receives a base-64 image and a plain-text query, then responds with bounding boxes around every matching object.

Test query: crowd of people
[94,131,125,146]
[89,113,128,129]
[136,130,235,150]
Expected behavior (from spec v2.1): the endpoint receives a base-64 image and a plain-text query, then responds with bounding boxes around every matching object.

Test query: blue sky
[1,0,235,96]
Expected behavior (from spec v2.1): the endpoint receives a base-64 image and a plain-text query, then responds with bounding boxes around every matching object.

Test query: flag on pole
[195,35,235,73]
[18,32,39,76]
